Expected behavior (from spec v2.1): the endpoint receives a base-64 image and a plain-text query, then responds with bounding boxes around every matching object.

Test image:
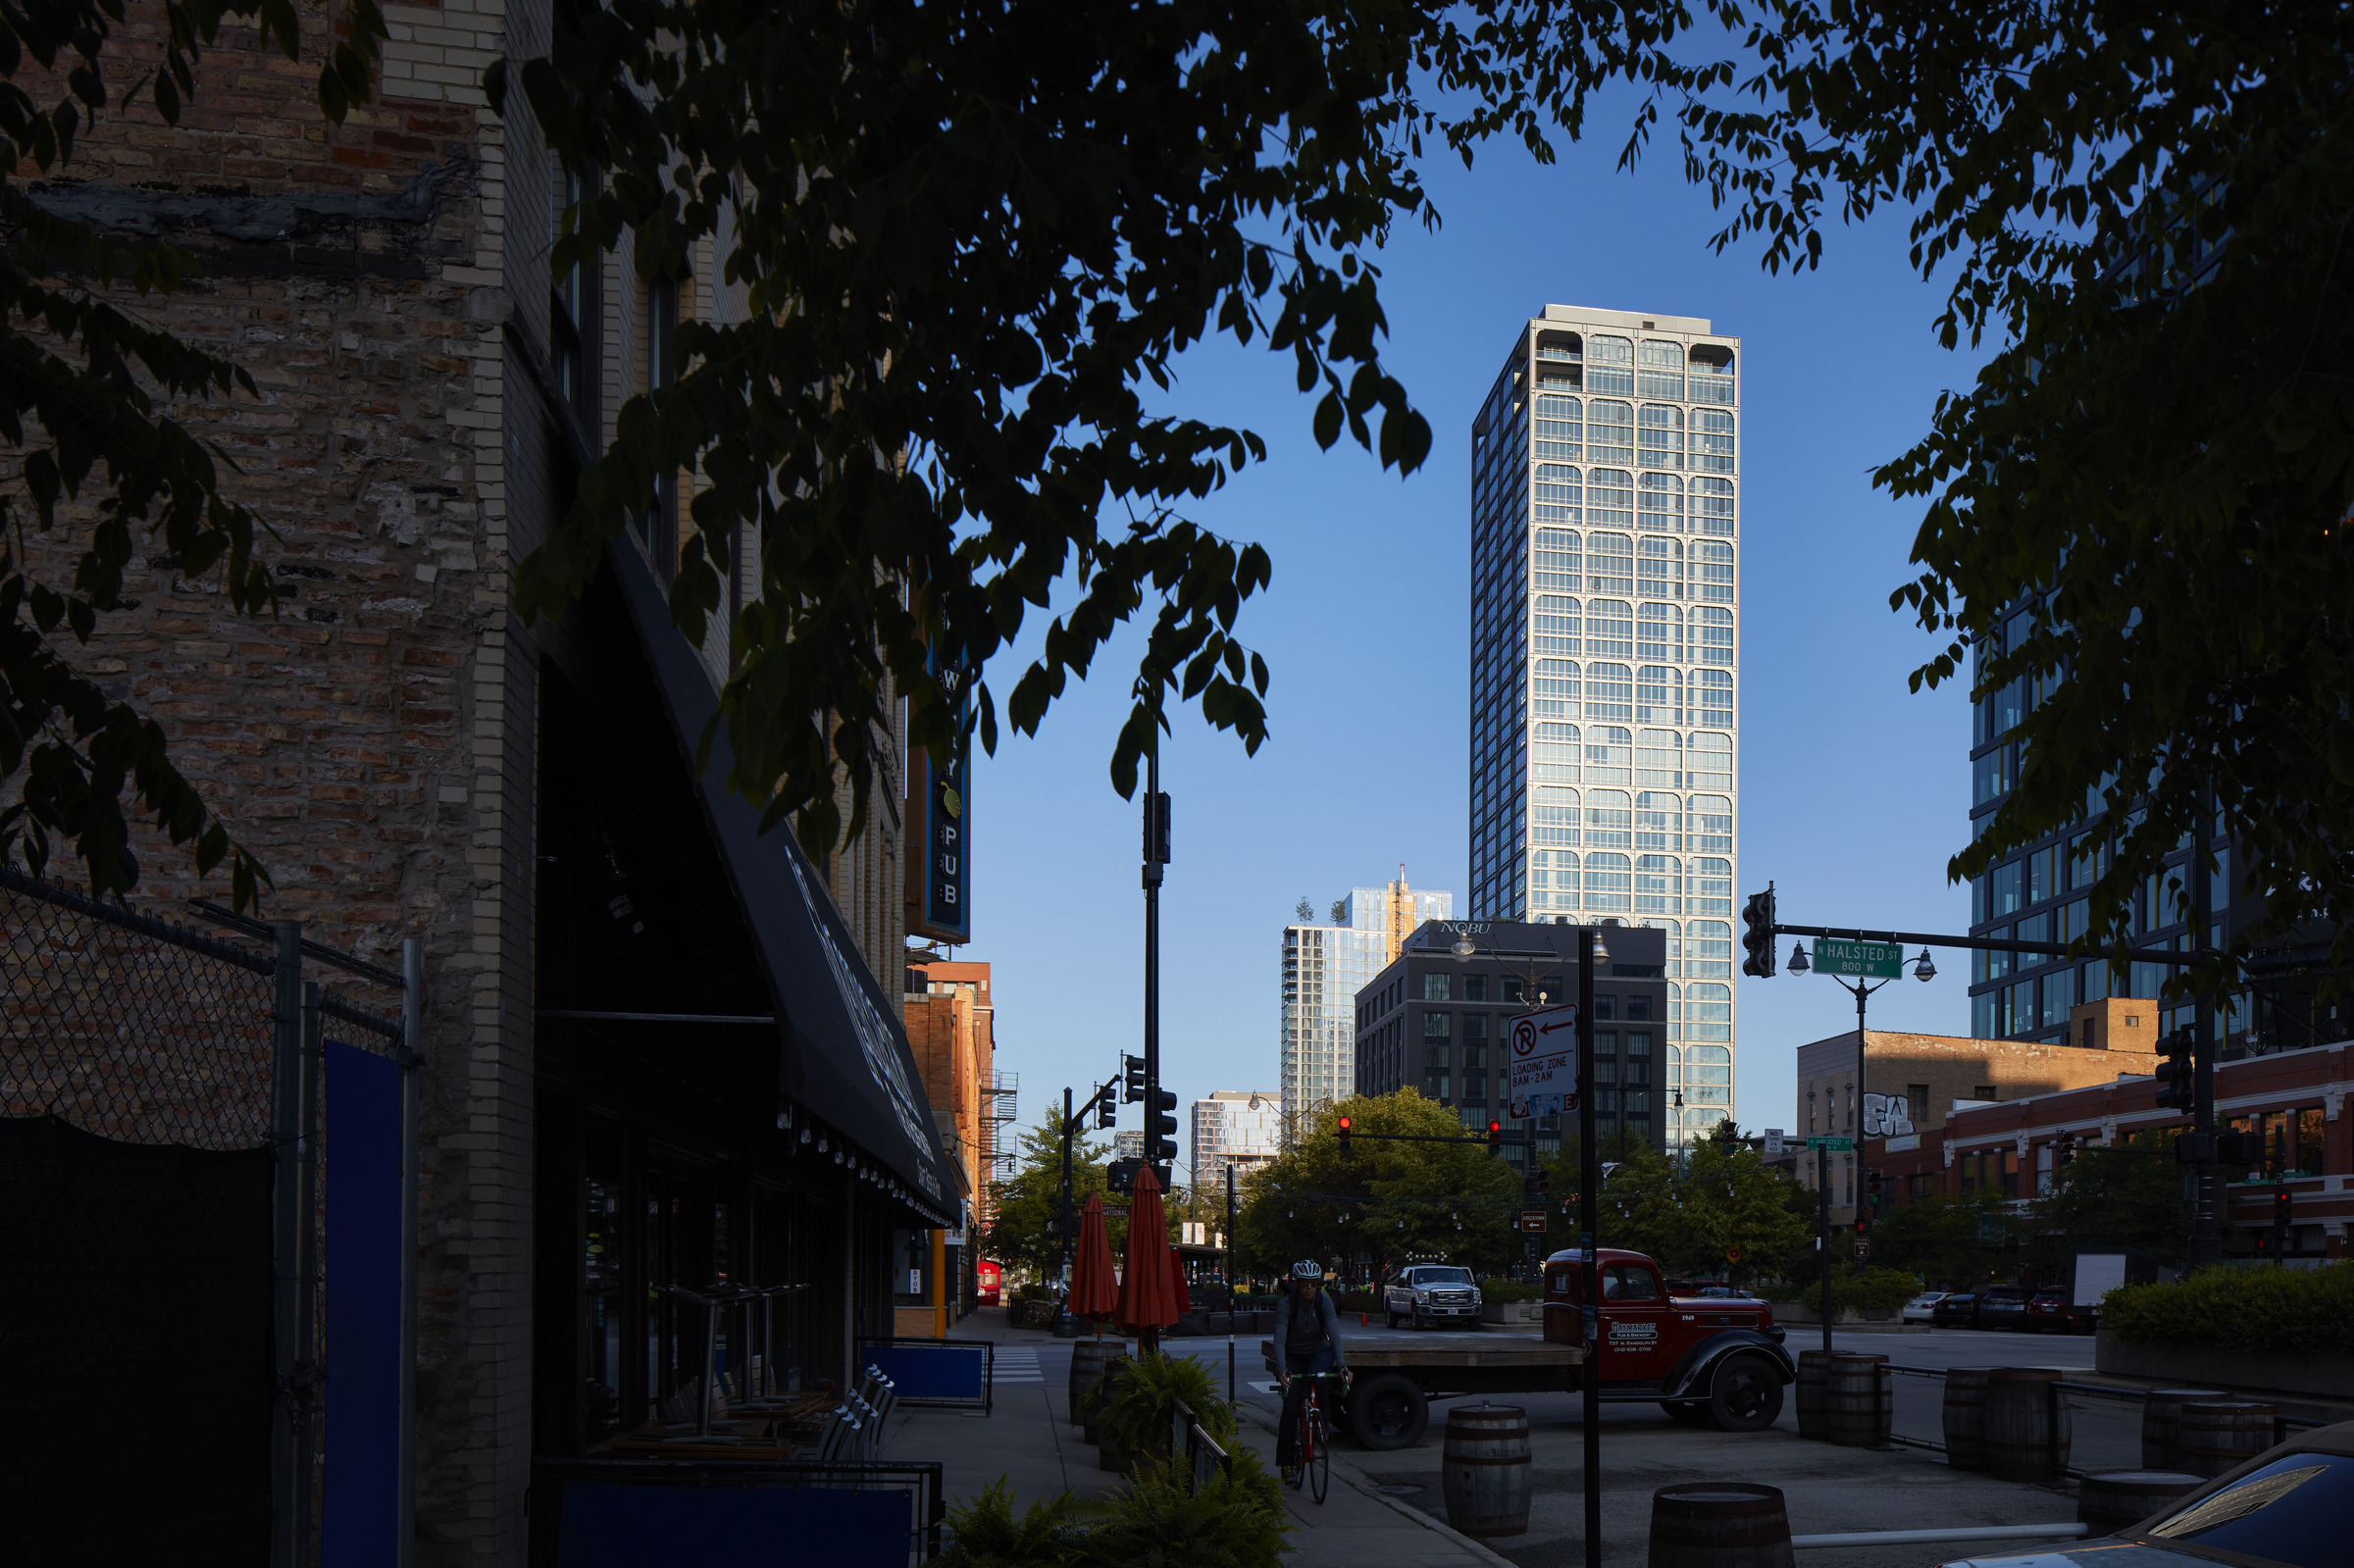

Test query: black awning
[609,540,954,1224]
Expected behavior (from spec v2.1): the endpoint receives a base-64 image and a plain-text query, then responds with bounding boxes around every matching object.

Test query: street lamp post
[1788,940,1934,1277]
[1452,921,1609,1568]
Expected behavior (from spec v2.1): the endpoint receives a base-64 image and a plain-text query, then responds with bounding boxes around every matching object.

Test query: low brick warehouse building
[5,10,952,1564]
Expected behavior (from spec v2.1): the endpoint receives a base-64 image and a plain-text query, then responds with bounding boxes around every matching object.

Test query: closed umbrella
[1069,1191,1119,1329]
[1117,1163,1184,1350]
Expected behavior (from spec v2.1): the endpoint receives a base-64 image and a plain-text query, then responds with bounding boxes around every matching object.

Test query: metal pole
[397,936,422,1568]
[1142,730,1163,1355]
[1854,979,1868,1277]
[296,983,325,1566]
[1818,1143,1833,1361]
[1226,1163,1238,1406]
[1060,1087,1074,1304]
[2188,775,2222,1270]
[269,921,304,1568]
[1577,927,1601,1568]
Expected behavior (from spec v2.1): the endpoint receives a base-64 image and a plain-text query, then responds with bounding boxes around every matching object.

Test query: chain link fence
[0,866,414,1567]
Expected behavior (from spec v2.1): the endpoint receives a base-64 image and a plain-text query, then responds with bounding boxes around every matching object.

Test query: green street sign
[1807,1137,1856,1152]
[1811,937,1904,979]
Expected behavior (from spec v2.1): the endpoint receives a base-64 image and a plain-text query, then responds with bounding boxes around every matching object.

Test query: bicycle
[1281,1369,1345,1502]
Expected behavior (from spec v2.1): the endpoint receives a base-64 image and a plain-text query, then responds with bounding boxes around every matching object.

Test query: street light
[1787,940,1812,975]
[1912,948,1937,983]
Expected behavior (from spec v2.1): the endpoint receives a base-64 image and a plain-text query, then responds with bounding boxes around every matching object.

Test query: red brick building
[1867,1044,2354,1261]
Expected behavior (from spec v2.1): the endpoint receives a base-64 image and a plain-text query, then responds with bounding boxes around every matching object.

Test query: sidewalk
[891,1308,1507,1565]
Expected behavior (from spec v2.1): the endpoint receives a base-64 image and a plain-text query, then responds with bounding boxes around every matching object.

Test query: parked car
[2024,1290,2098,1334]
[1972,1287,2031,1330]
[1901,1291,1949,1324]
[1385,1265,1483,1329]
[1542,1247,1794,1431]
[1939,1419,2354,1568]
[1930,1290,1983,1328]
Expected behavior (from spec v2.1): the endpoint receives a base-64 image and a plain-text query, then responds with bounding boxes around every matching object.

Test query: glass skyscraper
[1466,305,1741,1145]
[1281,879,1452,1132]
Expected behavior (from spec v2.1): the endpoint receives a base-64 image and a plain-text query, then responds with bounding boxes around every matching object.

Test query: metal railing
[1172,1397,1235,1495]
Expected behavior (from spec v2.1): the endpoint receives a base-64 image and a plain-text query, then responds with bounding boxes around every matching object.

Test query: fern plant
[1077,1450,1291,1568]
[936,1477,1098,1568]
[1095,1349,1237,1470]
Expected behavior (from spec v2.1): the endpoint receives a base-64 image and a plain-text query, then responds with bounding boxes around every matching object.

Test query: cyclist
[1273,1260,1350,1472]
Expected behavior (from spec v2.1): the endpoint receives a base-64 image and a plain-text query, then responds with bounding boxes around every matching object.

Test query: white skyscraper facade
[1281,878,1454,1132]
[1191,1090,1284,1190]
[1467,305,1741,1145]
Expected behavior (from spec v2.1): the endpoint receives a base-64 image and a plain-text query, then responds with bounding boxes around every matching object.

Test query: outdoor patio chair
[816,1407,859,1464]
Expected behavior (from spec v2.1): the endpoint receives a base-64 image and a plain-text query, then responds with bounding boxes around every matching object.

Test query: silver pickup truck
[1382,1264,1483,1329]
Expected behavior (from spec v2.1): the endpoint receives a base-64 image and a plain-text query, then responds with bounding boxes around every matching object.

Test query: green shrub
[1331,1290,1380,1313]
[1753,1283,1799,1302]
[1097,1348,1238,1467]
[937,1477,1097,1568]
[1788,1268,1920,1315]
[1478,1277,1539,1303]
[1077,1449,1292,1568]
[2103,1263,2354,1355]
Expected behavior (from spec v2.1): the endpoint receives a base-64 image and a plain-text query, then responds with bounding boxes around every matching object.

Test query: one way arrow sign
[1507,1003,1579,1119]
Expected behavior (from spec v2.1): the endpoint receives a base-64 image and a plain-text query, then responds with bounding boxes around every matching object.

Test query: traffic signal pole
[2188,774,2222,1271]
[1817,1143,1832,1361]
[1140,729,1169,1352]
[1577,926,1602,1568]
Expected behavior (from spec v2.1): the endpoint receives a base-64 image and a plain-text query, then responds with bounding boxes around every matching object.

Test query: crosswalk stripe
[994,1350,1044,1383]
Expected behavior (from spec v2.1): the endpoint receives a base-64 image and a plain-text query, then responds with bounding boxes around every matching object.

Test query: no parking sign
[1506,1003,1579,1118]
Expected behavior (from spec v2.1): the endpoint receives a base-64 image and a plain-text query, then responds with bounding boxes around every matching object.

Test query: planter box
[1477,1301,1545,1325]
[2095,1331,2354,1400]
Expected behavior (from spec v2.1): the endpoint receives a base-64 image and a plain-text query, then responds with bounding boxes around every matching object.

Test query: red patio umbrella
[1069,1191,1120,1327]
[1117,1164,1185,1348]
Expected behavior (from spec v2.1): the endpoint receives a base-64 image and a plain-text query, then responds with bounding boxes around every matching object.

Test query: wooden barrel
[1069,1340,1118,1428]
[1083,1356,1131,1445]
[1795,1350,1831,1442]
[2077,1471,2206,1536]
[2175,1400,2277,1479]
[1441,1405,1533,1539]
[2141,1389,2227,1469]
[1648,1482,1796,1568]
[1985,1368,2071,1482]
[1826,1353,1889,1448]
[1943,1369,1994,1471]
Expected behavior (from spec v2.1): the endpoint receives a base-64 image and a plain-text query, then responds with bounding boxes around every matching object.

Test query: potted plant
[1095,1350,1236,1481]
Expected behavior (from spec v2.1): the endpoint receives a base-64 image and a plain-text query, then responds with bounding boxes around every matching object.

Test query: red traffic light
[1336,1116,1353,1156]
[1486,1120,1504,1154]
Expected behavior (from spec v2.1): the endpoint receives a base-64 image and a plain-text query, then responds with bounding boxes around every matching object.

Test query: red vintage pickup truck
[1543,1247,1794,1431]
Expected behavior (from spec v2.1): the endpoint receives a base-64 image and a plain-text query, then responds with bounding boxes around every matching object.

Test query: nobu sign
[1507,1003,1579,1118]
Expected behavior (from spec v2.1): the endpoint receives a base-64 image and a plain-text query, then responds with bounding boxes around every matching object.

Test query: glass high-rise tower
[1466,305,1742,1146]
[1280,877,1452,1133]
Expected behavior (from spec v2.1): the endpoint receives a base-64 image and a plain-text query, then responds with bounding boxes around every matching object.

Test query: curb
[1240,1405,1520,1567]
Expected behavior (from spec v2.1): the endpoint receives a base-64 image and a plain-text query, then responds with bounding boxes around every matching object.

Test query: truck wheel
[1708,1354,1784,1433]
[1347,1374,1429,1451]
[1385,1307,1400,1330]
[1661,1400,1712,1426]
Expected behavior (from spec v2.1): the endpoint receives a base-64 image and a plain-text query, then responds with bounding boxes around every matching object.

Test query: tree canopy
[1556,1133,1807,1285]
[1233,1091,1519,1280]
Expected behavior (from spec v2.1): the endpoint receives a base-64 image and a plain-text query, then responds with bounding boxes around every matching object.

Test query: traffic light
[1336,1115,1353,1157]
[1487,1120,1504,1155]
[1740,885,1777,978]
[1864,1169,1885,1215]
[1095,1087,1116,1130]
[2275,1185,2294,1233]
[2055,1132,2077,1167]
[2216,1129,2252,1165]
[1150,1087,1178,1163]
[1106,1157,1139,1195]
[2154,1027,2196,1110]
[1123,1053,1146,1103]
[1536,1166,1552,1195]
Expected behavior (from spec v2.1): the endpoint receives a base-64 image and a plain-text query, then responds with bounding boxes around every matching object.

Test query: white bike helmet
[1291,1260,1324,1283]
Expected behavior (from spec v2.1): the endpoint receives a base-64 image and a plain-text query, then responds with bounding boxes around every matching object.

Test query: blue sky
[959,95,1985,1155]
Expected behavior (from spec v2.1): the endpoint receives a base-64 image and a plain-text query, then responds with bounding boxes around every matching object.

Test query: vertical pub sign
[910,738,971,943]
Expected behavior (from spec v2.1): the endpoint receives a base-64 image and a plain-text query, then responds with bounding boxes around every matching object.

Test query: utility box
[2070,1247,2174,1307]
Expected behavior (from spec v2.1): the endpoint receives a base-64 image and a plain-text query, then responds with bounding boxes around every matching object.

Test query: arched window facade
[1534,394,1582,460]
[1533,721,1581,783]
[1639,338,1686,399]
[1692,476,1735,534]
[1690,857,1733,916]
[1584,788,1632,848]
[1693,606,1733,665]
[1585,726,1632,784]
[1584,850,1633,911]
[1688,795,1732,852]
[1534,469,1581,527]
[1639,405,1684,469]
[1533,791,1580,846]
[1532,849,1580,913]
[1693,407,1736,472]
[1532,657,1579,718]
[1637,603,1683,663]
[1586,468,1634,528]
[1533,525,1580,586]
[1639,473,1683,531]
[1636,729,1681,785]
[1696,668,1732,729]
[1587,599,1634,658]
[1686,919,1733,977]
[1587,531,1634,594]
[1688,732,1732,789]
[1636,854,1681,915]
[1584,662,1633,721]
[1634,790,1680,850]
[1588,401,1635,464]
[1694,539,1735,601]
[1635,666,1681,726]
[1686,343,1736,404]
[1685,985,1732,1041]
[1534,594,1580,655]
[1586,335,1634,394]
[1638,536,1682,599]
